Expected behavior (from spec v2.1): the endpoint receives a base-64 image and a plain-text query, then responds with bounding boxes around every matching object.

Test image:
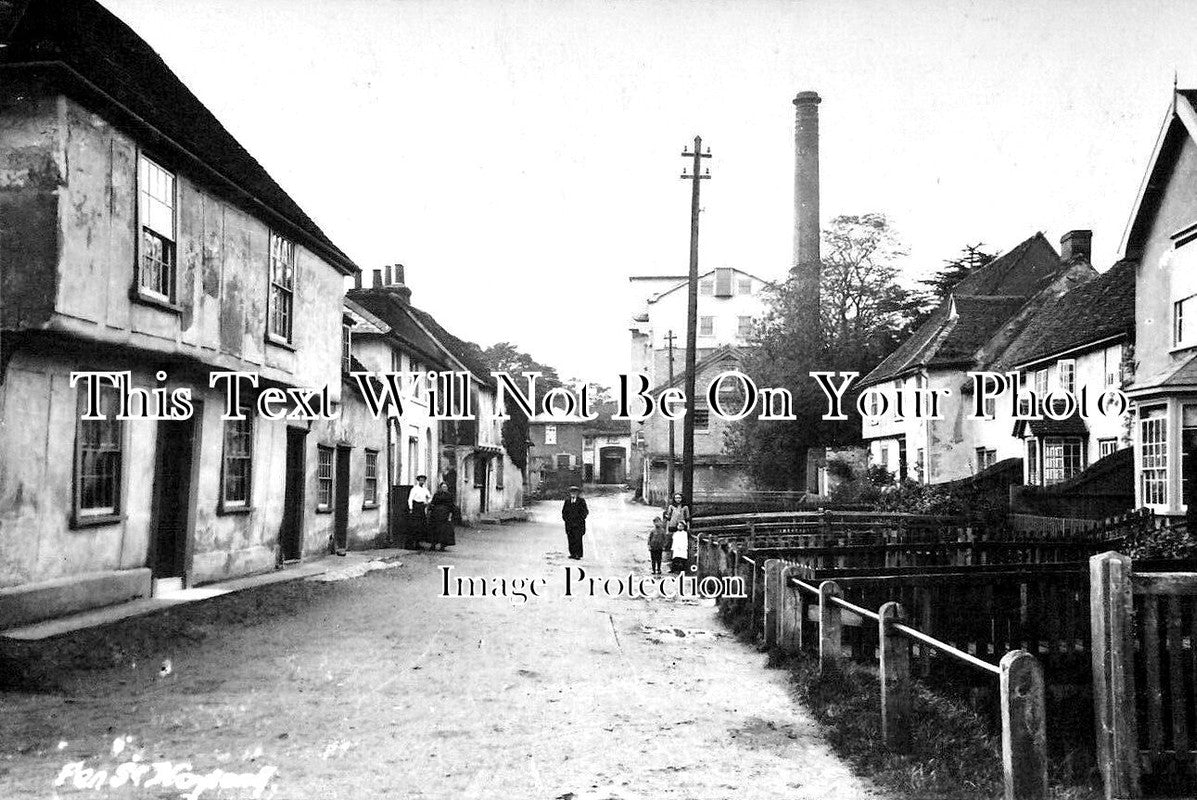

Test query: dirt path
[0,494,882,800]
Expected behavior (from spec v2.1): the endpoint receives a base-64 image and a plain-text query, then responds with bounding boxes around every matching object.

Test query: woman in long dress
[429,482,456,551]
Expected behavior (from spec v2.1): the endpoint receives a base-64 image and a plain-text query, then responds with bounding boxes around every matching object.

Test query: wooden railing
[710,547,1049,800]
[1090,551,1197,799]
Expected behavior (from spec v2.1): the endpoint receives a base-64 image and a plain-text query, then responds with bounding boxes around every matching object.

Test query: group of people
[558,487,692,575]
[649,493,691,574]
[404,474,456,551]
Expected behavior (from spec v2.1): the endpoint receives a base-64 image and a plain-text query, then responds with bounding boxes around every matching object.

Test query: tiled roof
[861,234,1064,387]
[403,306,496,389]
[1000,259,1136,368]
[0,0,358,275]
[346,290,453,372]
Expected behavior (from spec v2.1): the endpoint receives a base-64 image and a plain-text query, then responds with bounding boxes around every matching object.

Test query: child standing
[648,516,668,575]
[670,519,690,574]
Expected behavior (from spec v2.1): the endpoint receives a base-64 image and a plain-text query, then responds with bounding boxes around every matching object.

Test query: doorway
[599,446,626,484]
[150,418,195,593]
[279,427,306,562]
[333,446,351,553]
[477,455,489,514]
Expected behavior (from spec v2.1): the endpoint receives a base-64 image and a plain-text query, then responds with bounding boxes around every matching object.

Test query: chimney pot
[1060,230,1092,263]
[372,268,383,289]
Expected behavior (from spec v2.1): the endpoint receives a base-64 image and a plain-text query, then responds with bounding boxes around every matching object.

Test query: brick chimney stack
[1060,230,1092,263]
[372,263,412,302]
[793,91,822,331]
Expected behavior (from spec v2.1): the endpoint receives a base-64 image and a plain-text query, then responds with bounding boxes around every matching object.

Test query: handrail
[830,595,880,622]
[784,575,1000,677]
[891,622,1001,677]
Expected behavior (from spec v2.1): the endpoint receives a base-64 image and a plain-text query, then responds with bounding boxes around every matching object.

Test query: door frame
[333,445,352,553]
[148,405,202,586]
[280,425,307,562]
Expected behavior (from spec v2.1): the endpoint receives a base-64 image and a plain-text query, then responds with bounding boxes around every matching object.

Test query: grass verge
[716,598,1102,800]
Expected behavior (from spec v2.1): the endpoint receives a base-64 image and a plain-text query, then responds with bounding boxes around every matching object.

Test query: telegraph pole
[665,329,677,498]
[679,136,710,509]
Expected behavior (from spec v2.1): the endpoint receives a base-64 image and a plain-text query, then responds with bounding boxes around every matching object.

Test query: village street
[0,493,880,800]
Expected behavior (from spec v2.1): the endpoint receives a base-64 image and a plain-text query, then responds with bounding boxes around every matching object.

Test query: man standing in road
[561,485,588,560]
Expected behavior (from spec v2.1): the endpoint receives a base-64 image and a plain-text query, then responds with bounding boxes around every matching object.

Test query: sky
[102,0,1197,384]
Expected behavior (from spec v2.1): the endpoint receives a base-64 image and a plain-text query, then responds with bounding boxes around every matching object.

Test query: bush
[1124,522,1197,560]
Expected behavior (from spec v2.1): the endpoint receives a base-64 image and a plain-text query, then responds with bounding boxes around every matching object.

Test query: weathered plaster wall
[8,89,344,396]
[1137,135,1197,380]
[0,83,62,330]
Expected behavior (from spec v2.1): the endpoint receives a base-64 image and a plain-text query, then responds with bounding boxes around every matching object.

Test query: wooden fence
[1091,551,1197,799]
[702,545,1049,800]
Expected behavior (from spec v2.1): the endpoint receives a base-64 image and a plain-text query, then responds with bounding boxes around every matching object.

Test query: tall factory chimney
[792,91,822,333]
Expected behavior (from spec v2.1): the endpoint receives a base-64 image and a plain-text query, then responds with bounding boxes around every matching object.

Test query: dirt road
[0,493,881,800]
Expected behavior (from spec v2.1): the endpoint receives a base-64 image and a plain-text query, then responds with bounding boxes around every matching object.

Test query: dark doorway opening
[477,455,489,514]
[150,418,195,585]
[599,446,626,484]
[333,446,351,553]
[280,427,306,562]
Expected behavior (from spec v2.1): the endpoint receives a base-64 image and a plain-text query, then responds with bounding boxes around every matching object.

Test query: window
[555,453,572,470]
[699,280,714,296]
[545,424,557,445]
[1043,437,1084,485]
[137,155,176,303]
[1098,438,1118,459]
[342,319,353,374]
[983,395,997,419]
[75,385,123,522]
[1104,345,1122,387]
[1058,359,1076,394]
[737,316,753,338]
[878,445,890,469]
[496,460,504,490]
[737,278,752,295]
[268,233,296,342]
[221,413,253,509]
[699,316,714,337]
[1141,410,1168,505]
[975,448,996,472]
[1033,369,1048,399]
[391,350,403,373]
[692,406,710,432]
[1183,406,1197,510]
[317,446,334,510]
[363,450,379,507]
[915,448,925,482]
[1026,439,1040,486]
[1176,295,1197,348]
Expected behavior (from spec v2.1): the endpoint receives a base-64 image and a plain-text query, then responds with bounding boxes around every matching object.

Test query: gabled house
[1120,88,1197,517]
[633,344,751,503]
[859,232,1095,484]
[996,256,1136,486]
[0,0,364,625]
[350,268,524,522]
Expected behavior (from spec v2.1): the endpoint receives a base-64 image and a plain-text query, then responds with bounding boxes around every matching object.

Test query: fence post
[1089,551,1140,800]
[779,566,803,653]
[763,559,782,649]
[1000,650,1047,800]
[879,601,911,752]
[818,580,842,676]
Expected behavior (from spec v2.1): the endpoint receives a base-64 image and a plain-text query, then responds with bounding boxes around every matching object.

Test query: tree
[903,243,997,330]
[471,342,568,471]
[727,213,918,489]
